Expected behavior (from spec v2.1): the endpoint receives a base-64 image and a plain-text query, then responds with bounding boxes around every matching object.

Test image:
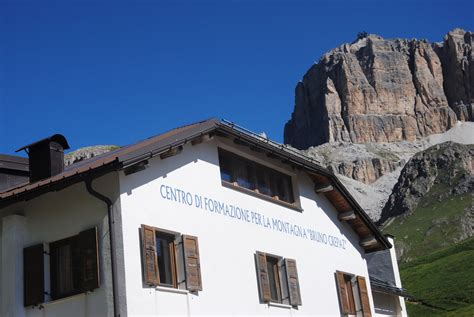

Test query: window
[155,232,177,287]
[218,149,295,204]
[255,251,302,307]
[23,227,99,307]
[335,271,372,316]
[141,225,202,292]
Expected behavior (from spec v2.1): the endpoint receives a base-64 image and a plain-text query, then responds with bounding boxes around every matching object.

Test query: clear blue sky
[1,0,472,155]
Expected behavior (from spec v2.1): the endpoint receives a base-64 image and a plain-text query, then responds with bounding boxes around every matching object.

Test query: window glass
[50,237,80,299]
[218,149,295,204]
[141,225,203,292]
[345,274,356,314]
[219,151,233,182]
[56,244,75,295]
[267,256,281,302]
[48,228,99,301]
[256,252,301,306]
[156,232,176,287]
[23,228,99,306]
[256,168,271,196]
[277,175,294,203]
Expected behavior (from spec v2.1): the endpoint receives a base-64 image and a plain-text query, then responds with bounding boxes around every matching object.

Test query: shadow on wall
[298,173,364,255]
[119,142,219,196]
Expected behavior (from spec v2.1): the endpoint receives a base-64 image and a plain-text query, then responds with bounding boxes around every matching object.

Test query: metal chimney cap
[16,134,70,152]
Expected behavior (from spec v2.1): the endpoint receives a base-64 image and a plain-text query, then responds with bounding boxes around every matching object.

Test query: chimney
[16,134,70,183]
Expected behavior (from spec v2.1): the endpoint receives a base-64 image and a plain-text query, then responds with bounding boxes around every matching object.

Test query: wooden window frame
[23,227,100,307]
[266,255,283,303]
[155,231,178,288]
[255,251,302,307]
[49,236,81,300]
[218,148,299,210]
[141,225,202,292]
[336,270,372,317]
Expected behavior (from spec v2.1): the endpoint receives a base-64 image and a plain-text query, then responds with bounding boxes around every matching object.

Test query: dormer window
[218,148,295,204]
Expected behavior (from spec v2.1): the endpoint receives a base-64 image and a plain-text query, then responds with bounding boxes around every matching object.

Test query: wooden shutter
[141,225,159,285]
[182,235,202,291]
[78,227,100,291]
[23,244,45,307]
[357,276,372,317]
[255,251,271,303]
[335,271,350,314]
[285,258,302,306]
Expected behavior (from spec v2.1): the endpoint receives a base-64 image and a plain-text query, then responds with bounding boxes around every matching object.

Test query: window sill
[221,181,302,212]
[155,285,189,295]
[267,302,293,309]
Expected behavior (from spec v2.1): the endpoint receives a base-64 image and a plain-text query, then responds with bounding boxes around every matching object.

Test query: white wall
[373,292,402,317]
[118,138,376,316]
[0,172,120,317]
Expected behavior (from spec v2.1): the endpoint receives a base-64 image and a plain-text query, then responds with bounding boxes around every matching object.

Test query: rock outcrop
[65,145,119,166]
[378,142,474,225]
[329,157,404,184]
[285,30,473,149]
[300,122,474,221]
[303,141,411,184]
[434,29,474,121]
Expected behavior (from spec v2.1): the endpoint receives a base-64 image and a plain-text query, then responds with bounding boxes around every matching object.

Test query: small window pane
[218,149,295,204]
[277,175,294,203]
[344,274,357,314]
[256,169,272,196]
[266,256,281,302]
[56,245,74,295]
[279,260,289,304]
[50,236,81,300]
[219,152,232,182]
[235,160,256,190]
[156,233,176,287]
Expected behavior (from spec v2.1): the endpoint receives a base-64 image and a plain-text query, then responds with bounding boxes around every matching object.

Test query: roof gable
[0,118,390,252]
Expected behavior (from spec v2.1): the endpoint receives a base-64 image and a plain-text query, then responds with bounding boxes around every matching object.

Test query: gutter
[85,178,120,317]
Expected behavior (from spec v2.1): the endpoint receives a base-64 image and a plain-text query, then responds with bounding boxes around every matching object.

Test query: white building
[0,119,406,316]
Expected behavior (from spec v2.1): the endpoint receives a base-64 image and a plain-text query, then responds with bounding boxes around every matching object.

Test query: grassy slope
[382,158,473,316]
[400,237,474,316]
[384,181,472,262]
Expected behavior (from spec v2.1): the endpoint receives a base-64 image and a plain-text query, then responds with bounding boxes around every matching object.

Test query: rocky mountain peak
[285,29,472,150]
[64,145,119,166]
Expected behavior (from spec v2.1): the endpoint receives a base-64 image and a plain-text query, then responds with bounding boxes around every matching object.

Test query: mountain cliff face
[379,142,473,226]
[434,29,474,122]
[285,29,473,149]
[380,142,473,262]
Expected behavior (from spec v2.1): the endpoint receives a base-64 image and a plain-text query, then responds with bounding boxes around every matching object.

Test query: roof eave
[213,122,390,251]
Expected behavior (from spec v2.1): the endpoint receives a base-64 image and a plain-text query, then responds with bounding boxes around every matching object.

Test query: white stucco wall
[118,138,376,316]
[0,173,120,317]
[373,291,402,317]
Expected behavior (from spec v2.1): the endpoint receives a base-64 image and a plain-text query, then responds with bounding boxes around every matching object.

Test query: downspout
[85,178,120,317]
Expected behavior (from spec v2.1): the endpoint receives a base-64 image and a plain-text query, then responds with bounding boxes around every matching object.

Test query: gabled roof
[0,118,390,252]
[0,154,29,172]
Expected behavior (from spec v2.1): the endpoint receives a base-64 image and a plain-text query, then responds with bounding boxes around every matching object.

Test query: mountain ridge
[285,29,473,149]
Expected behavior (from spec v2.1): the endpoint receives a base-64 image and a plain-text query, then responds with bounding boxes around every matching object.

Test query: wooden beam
[191,134,213,145]
[359,236,378,248]
[338,210,356,221]
[124,160,149,175]
[160,146,183,160]
[314,183,334,193]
